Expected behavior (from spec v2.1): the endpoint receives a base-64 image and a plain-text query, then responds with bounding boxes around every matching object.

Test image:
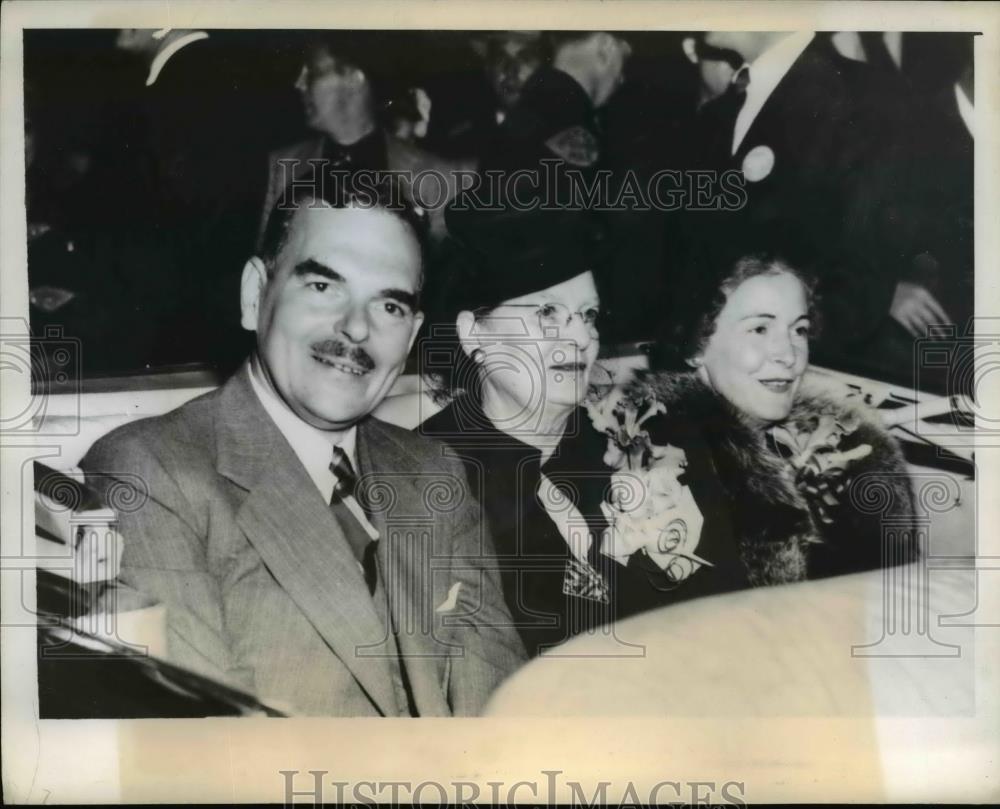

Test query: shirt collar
[745,31,815,98]
[732,31,814,152]
[247,359,358,501]
[146,31,209,87]
[954,81,974,137]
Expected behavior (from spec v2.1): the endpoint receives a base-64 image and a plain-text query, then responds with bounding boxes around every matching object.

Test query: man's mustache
[310,339,376,372]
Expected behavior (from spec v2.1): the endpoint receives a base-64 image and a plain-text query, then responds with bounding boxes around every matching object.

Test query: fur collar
[636,371,912,584]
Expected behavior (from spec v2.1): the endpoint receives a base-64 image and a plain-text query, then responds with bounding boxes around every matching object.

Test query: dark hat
[439,204,614,314]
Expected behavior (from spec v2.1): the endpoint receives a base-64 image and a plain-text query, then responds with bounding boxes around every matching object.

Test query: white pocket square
[435,582,462,613]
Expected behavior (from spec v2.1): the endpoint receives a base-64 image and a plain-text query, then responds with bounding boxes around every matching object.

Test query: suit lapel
[357,420,452,717]
[736,39,834,162]
[216,368,400,716]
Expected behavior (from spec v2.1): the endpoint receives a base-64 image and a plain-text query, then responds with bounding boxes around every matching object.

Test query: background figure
[24,29,298,374]
[23,29,974,395]
[859,33,975,393]
[681,32,742,108]
[478,31,547,124]
[112,28,278,368]
[259,31,472,253]
[476,29,632,182]
[467,30,642,341]
[684,31,949,388]
[597,31,699,344]
[25,31,178,373]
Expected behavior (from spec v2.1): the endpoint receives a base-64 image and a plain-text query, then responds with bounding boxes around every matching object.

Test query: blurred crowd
[25,29,973,391]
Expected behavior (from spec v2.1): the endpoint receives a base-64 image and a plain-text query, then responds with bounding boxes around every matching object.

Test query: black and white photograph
[2,0,997,804]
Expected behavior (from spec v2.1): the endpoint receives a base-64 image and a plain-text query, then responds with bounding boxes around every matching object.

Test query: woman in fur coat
[594,253,917,599]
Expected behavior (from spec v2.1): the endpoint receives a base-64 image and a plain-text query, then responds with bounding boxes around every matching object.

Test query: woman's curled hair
[651,250,821,372]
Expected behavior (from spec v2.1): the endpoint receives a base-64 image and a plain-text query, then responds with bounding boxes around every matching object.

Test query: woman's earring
[471,348,485,365]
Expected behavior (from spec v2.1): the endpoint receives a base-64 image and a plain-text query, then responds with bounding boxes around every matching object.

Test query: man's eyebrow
[292,259,344,282]
[381,288,419,310]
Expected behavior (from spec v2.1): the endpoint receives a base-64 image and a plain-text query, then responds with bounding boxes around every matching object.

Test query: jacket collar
[734,35,842,158]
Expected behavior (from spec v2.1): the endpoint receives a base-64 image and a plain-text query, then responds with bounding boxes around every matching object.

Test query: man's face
[243,205,424,431]
[487,33,544,112]
[682,36,741,105]
[593,34,632,107]
[294,46,364,134]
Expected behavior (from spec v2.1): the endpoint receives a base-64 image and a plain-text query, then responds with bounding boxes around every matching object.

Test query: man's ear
[682,37,698,65]
[350,67,368,88]
[593,31,614,65]
[406,311,425,353]
[455,310,480,358]
[240,257,268,332]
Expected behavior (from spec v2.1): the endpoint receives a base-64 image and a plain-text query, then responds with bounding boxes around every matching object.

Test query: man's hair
[545,30,630,56]
[257,185,429,292]
[302,31,405,106]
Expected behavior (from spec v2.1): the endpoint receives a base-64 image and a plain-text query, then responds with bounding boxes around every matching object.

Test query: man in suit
[112,28,272,367]
[688,32,947,379]
[259,32,472,248]
[82,195,526,716]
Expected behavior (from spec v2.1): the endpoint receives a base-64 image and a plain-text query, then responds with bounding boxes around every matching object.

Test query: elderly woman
[378,210,696,656]
[626,252,918,587]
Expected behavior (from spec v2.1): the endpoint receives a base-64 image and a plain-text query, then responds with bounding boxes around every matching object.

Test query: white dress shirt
[249,356,384,497]
[247,361,379,544]
[732,31,816,154]
[146,31,210,87]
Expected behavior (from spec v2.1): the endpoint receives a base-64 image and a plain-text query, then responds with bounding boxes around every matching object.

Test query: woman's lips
[758,378,793,393]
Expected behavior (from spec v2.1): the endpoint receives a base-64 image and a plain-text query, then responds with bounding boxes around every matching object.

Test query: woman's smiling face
[694,270,810,424]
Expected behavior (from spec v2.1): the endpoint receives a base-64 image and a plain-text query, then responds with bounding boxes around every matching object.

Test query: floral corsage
[586,382,709,584]
[768,413,873,525]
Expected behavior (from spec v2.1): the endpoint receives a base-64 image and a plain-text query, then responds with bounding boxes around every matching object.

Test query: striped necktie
[329,446,378,595]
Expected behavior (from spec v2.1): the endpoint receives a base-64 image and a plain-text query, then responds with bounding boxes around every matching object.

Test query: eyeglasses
[486,303,602,334]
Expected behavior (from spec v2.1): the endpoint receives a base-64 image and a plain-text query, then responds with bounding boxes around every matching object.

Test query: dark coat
[420,396,751,656]
[689,37,918,364]
[642,372,918,584]
[482,66,603,173]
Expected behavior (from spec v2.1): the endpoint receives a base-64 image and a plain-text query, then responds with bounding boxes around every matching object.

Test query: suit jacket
[258,133,474,248]
[691,37,917,361]
[81,366,525,716]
